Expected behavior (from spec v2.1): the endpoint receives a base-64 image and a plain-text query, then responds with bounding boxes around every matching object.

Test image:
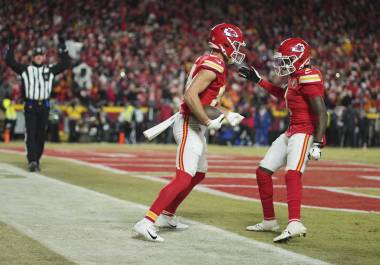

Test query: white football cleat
[155,214,189,230]
[133,219,164,242]
[273,221,307,243]
[246,220,280,232]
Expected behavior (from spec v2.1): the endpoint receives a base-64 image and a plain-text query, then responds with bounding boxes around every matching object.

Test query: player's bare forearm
[309,96,327,142]
[184,69,216,125]
[184,89,210,124]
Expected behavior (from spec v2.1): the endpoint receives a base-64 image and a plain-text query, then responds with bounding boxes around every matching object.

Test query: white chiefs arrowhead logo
[291,43,305,53]
[224,28,238,37]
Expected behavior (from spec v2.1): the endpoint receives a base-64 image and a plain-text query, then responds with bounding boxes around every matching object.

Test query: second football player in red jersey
[239,38,327,242]
[134,23,246,242]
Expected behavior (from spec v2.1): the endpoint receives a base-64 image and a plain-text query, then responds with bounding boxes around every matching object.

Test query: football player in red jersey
[239,38,327,242]
[134,23,246,242]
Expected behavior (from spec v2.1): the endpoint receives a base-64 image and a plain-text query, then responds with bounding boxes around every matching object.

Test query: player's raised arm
[239,66,285,98]
[184,69,218,126]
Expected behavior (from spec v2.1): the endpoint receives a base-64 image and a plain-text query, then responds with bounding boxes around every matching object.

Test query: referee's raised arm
[5,35,27,74]
[50,39,71,75]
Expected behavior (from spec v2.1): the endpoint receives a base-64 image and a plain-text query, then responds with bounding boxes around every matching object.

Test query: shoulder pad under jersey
[298,68,323,85]
[199,54,225,74]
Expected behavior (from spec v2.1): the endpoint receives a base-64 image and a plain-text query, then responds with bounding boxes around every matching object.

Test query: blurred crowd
[0,0,379,147]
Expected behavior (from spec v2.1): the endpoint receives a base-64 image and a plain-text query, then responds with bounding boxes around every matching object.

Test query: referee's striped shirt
[21,65,54,100]
[5,47,70,101]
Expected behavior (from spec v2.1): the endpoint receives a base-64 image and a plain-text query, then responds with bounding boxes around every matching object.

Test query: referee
[5,34,70,172]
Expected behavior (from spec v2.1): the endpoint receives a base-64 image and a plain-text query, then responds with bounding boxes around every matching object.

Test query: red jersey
[260,68,325,136]
[180,54,227,115]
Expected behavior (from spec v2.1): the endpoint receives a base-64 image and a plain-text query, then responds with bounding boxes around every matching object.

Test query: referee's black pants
[24,100,50,163]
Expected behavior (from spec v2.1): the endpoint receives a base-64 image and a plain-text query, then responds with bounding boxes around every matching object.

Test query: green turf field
[0,143,380,265]
[0,220,73,265]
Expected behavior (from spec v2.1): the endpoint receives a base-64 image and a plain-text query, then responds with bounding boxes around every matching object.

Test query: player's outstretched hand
[308,142,322,160]
[226,112,244,127]
[206,114,224,130]
[239,66,262,83]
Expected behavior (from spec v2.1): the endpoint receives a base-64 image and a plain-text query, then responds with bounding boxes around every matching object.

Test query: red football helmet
[209,23,246,64]
[273,38,311,76]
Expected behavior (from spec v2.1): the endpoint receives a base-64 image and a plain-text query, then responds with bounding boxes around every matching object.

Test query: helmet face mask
[273,53,298,76]
[209,23,246,65]
[273,38,311,76]
[229,39,246,64]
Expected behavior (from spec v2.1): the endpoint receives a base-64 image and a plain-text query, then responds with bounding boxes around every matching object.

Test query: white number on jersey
[210,85,225,106]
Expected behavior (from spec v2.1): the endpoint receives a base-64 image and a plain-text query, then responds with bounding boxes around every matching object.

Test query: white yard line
[360,176,380,181]
[0,163,329,265]
[322,187,380,200]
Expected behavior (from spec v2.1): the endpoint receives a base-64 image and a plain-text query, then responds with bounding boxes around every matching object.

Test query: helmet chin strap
[298,57,310,69]
[218,45,228,58]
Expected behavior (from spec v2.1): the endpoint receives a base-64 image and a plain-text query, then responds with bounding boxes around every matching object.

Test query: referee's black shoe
[29,161,39,172]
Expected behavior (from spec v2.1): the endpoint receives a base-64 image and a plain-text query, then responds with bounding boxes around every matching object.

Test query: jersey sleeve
[258,79,285,98]
[50,50,71,75]
[199,58,225,75]
[299,69,324,98]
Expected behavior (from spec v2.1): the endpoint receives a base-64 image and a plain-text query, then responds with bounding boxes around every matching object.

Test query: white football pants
[260,133,313,173]
[173,114,208,176]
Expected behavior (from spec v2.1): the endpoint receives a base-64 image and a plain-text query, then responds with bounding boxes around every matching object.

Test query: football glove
[58,40,67,54]
[226,112,244,127]
[206,114,224,130]
[308,142,322,160]
[239,66,262,83]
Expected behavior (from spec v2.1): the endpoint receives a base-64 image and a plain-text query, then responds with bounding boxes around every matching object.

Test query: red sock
[256,167,275,220]
[145,169,192,222]
[285,170,302,222]
[164,172,206,215]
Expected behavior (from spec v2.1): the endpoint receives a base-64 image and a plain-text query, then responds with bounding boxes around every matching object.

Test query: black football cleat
[28,161,38,172]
